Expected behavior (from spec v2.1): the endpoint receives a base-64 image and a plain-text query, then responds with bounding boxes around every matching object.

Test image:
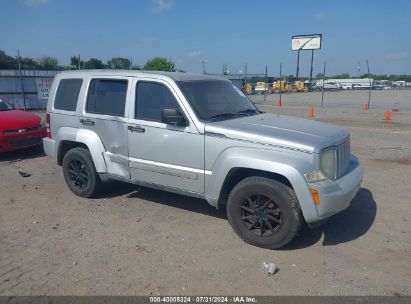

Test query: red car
[0,99,47,153]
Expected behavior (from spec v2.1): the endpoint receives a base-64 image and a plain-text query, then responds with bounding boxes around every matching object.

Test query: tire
[62,147,101,198]
[226,176,302,249]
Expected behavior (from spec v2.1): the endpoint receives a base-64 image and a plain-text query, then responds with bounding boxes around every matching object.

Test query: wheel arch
[217,167,293,209]
[205,148,319,223]
[55,127,107,173]
[57,141,87,165]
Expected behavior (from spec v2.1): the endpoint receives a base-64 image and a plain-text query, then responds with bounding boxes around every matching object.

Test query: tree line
[1,50,410,81]
[0,50,177,72]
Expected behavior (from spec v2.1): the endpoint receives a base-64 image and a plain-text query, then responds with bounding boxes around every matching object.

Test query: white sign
[36,78,53,100]
[292,34,322,51]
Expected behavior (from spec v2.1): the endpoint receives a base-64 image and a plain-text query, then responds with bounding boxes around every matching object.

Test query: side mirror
[161,108,187,126]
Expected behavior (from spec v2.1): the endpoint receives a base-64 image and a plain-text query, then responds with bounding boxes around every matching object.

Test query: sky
[1,0,410,76]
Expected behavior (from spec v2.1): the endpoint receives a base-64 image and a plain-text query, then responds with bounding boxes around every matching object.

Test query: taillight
[46,113,52,138]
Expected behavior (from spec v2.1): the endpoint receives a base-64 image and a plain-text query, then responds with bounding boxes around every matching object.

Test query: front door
[127,78,204,194]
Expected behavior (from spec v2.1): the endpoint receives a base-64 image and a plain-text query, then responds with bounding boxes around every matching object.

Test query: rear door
[80,76,132,178]
[127,77,204,194]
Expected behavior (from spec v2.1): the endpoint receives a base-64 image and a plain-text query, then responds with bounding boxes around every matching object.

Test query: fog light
[310,188,320,205]
[304,170,327,183]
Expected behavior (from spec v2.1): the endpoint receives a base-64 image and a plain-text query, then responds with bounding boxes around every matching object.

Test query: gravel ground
[0,90,410,296]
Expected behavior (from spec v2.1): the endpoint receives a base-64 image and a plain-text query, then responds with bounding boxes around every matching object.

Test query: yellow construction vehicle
[243,83,253,95]
[271,80,291,93]
[292,81,308,92]
[288,81,311,93]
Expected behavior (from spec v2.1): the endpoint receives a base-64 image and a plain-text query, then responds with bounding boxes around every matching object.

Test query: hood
[205,113,349,153]
[0,110,41,131]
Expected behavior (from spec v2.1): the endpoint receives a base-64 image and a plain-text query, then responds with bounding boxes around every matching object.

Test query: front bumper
[0,127,47,152]
[308,155,363,222]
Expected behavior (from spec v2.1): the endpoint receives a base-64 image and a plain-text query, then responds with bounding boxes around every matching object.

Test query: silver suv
[43,70,363,249]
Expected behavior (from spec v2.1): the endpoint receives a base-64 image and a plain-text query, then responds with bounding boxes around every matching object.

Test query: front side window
[86,79,128,116]
[178,80,259,121]
[54,79,83,111]
[135,81,180,122]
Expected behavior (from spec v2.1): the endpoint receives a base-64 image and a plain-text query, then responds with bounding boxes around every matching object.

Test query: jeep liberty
[43,70,363,249]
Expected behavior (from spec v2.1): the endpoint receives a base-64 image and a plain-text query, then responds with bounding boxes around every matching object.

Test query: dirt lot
[1,90,410,296]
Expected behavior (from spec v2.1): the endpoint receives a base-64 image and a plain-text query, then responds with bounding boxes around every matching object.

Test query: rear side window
[135,81,179,121]
[86,79,128,116]
[54,79,83,111]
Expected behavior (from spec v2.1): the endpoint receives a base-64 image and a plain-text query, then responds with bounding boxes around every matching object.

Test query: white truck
[315,78,374,90]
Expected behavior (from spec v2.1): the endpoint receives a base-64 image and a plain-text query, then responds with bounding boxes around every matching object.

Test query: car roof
[56,70,226,82]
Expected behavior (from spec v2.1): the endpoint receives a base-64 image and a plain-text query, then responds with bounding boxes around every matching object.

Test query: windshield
[0,99,13,111]
[178,80,259,121]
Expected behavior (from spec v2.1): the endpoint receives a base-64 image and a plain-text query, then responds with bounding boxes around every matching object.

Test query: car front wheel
[227,176,302,249]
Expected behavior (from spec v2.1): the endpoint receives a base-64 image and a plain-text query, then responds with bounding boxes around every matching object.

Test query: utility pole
[321,61,326,107]
[367,60,371,108]
[296,50,300,80]
[245,64,248,82]
[130,58,132,70]
[309,49,314,84]
[78,54,81,70]
[279,63,282,105]
[202,60,206,74]
[17,50,27,111]
[264,65,268,103]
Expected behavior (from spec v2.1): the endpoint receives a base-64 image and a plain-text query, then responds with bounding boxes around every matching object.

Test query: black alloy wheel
[67,159,89,190]
[62,147,101,198]
[226,176,302,249]
[240,193,282,237]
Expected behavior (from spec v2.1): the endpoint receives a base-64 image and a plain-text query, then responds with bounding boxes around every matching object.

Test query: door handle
[128,125,145,133]
[80,119,95,126]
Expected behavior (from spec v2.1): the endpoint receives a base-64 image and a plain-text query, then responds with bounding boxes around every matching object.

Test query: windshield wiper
[237,108,261,115]
[208,112,248,121]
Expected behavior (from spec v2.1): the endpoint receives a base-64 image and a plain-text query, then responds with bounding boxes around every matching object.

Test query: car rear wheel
[62,147,101,198]
[226,176,302,249]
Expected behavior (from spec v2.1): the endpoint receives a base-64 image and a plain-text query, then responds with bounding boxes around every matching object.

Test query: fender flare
[55,127,107,173]
[205,147,319,223]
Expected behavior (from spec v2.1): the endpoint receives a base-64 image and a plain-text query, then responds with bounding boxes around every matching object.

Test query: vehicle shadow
[97,180,227,219]
[0,145,45,164]
[97,182,376,248]
[283,187,377,250]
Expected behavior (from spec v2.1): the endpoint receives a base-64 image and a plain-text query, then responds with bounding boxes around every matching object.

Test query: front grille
[9,136,42,148]
[3,125,41,135]
[335,137,350,178]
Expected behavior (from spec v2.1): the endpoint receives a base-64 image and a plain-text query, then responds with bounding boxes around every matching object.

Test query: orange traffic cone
[309,106,314,118]
[277,99,281,108]
[363,103,369,110]
[384,110,391,121]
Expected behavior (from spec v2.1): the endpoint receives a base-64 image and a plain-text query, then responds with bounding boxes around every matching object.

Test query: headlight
[320,148,336,179]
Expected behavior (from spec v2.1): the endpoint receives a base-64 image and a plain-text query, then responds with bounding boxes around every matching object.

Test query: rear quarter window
[54,79,83,111]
